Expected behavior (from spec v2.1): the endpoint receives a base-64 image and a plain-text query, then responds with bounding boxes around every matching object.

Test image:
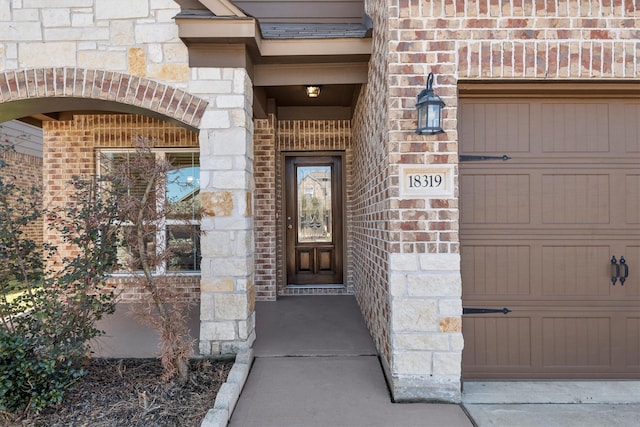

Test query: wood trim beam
[458,80,640,98]
[254,63,369,86]
[198,0,246,17]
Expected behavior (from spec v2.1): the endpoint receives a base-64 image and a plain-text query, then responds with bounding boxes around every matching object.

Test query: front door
[285,155,343,286]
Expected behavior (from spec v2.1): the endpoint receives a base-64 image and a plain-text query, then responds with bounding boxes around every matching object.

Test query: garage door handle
[620,256,628,286]
[611,256,620,285]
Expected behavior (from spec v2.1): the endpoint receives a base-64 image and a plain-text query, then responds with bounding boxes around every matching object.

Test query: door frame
[280,151,347,288]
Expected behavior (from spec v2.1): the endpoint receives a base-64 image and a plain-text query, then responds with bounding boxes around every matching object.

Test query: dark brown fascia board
[175,16,371,67]
[458,80,640,98]
[254,62,368,86]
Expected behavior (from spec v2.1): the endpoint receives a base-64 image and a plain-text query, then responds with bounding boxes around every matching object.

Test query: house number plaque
[399,165,454,198]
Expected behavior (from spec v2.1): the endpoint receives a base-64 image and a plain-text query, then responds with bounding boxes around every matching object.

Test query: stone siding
[1,0,256,356]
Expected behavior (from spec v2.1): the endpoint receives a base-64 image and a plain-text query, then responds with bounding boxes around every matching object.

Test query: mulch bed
[3,358,234,427]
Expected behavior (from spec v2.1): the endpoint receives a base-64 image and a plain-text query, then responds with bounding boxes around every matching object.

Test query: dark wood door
[285,155,343,286]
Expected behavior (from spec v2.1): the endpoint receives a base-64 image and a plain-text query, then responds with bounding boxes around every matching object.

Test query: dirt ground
[3,358,234,427]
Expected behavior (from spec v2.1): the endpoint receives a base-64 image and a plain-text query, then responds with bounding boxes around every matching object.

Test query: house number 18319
[408,174,443,188]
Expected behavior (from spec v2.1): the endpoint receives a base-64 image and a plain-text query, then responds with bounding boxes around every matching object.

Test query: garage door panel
[460,174,530,224]
[462,316,532,369]
[461,97,640,379]
[541,103,610,153]
[623,245,640,297]
[626,174,640,224]
[460,103,531,153]
[542,317,611,368]
[623,103,640,153]
[541,245,612,297]
[627,317,640,369]
[462,245,531,296]
[541,174,610,224]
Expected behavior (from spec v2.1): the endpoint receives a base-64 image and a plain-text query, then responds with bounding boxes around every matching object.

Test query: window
[98,149,201,273]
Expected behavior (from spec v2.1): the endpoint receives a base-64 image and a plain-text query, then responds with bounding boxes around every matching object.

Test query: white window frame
[96,148,201,275]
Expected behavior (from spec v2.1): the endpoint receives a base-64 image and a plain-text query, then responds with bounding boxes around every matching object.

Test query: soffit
[175,0,371,118]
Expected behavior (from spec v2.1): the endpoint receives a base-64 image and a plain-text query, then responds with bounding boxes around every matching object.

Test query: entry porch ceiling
[174,1,372,119]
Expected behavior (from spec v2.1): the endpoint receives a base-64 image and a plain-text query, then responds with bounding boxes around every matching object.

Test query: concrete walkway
[228,295,473,427]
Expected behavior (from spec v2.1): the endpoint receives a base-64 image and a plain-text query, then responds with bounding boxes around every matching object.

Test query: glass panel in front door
[297,166,332,244]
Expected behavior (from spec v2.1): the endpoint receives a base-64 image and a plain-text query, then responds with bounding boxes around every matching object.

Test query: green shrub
[0,329,85,412]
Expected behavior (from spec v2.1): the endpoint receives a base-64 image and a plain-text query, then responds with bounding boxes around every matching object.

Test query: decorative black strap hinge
[463,307,512,315]
[460,155,511,162]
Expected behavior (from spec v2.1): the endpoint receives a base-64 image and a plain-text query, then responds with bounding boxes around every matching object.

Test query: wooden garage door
[460,98,640,379]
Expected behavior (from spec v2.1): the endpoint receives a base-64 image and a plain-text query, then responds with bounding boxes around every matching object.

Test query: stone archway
[0,68,208,128]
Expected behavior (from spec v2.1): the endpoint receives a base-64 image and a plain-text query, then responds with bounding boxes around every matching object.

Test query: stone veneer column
[387,253,463,402]
[194,68,255,356]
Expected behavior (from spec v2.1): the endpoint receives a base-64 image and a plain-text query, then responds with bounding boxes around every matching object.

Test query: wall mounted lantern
[416,72,445,135]
[306,86,321,98]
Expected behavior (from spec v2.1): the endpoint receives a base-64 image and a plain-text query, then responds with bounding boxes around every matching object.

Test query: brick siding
[253,117,353,299]
[43,114,199,302]
[0,149,43,248]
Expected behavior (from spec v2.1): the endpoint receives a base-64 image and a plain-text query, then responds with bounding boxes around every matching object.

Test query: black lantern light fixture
[416,72,445,135]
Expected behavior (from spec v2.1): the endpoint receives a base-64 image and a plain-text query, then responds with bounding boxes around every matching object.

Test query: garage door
[460,97,640,379]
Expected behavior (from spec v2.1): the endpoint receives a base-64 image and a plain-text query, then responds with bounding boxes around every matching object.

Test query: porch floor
[229,295,473,427]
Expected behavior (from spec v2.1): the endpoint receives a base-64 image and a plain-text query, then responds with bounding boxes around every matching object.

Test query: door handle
[620,256,629,286]
[611,256,620,285]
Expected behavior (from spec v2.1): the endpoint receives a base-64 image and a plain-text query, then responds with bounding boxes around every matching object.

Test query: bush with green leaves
[0,145,122,414]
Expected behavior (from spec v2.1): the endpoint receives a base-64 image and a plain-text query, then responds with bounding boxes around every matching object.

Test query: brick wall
[42,114,199,302]
[355,0,640,403]
[252,117,353,299]
[0,148,43,248]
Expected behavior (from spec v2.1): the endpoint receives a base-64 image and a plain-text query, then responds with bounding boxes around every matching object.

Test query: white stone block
[214,294,247,320]
[0,1,10,21]
[389,253,419,271]
[450,333,464,351]
[78,50,127,71]
[110,21,135,45]
[200,321,237,341]
[211,129,250,155]
[5,43,17,58]
[201,231,233,258]
[211,171,248,190]
[433,352,462,377]
[23,0,92,6]
[418,253,461,271]
[135,23,178,43]
[96,0,149,19]
[71,12,94,27]
[394,351,432,376]
[438,299,462,316]
[45,27,109,41]
[407,272,461,297]
[151,0,181,9]
[211,257,251,277]
[194,67,222,80]
[189,80,232,95]
[42,8,70,27]
[389,273,407,297]
[77,41,97,50]
[394,333,449,351]
[213,216,252,231]
[1,22,42,41]
[200,293,215,321]
[147,44,163,63]
[13,8,38,21]
[216,94,245,109]
[155,9,178,23]
[163,43,188,62]
[200,110,230,129]
[19,42,76,67]
[391,298,438,332]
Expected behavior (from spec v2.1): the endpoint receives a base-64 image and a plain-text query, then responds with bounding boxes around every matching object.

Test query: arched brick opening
[0,68,208,128]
